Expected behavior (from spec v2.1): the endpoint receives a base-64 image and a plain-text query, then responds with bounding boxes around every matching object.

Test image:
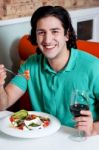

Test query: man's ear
[65,35,69,41]
[65,29,69,41]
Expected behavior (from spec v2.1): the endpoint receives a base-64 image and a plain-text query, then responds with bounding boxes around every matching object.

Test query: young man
[0,6,99,136]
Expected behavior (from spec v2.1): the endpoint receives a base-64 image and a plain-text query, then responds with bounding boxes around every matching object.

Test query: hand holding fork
[0,64,30,87]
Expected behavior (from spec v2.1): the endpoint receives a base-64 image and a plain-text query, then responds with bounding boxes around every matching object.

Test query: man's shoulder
[72,48,99,71]
[76,48,98,63]
[77,49,99,72]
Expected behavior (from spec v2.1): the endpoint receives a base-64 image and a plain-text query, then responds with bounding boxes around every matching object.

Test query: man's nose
[44,32,52,44]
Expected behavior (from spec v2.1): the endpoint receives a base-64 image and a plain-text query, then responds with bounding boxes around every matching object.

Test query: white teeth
[44,46,55,49]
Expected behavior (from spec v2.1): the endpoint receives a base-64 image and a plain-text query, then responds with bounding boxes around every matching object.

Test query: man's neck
[48,50,70,72]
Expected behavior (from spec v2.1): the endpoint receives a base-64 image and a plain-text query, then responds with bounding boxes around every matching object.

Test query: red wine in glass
[70,103,89,117]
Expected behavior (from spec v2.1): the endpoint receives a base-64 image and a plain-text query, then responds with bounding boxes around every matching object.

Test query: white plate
[0,111,61,138]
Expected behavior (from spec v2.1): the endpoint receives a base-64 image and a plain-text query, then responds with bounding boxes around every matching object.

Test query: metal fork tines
[5,68,16,76]
[5,68,23,76]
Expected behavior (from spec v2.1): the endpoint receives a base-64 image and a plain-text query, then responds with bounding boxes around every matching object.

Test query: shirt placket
[50,74,57,115]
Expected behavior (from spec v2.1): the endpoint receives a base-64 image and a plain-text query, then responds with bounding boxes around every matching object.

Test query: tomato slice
[43,120,50,127]
[24,70,30,80]
[24,70,29,74]
[18,124,24,130]
[9,116,15,122]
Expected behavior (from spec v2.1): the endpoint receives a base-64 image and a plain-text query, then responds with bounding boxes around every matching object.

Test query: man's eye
[37,31,45,36]
[52,30,59,34]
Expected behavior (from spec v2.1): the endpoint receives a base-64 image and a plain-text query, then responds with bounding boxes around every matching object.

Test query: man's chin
[43,51,58,59]
[45,55,57,60]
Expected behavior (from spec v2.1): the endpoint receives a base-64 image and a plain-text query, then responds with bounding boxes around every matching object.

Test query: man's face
[36,16,68,60]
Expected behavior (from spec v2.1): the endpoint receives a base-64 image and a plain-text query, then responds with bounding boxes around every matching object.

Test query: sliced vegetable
[11,109,28,121]
[43,120,50,127]
[29,122,41,127]
[23,70,30,80]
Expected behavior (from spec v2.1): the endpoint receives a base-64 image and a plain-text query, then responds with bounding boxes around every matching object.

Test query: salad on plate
[9,110,50,131]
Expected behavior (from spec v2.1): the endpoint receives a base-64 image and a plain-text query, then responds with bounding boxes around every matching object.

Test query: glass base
[69,131,87,142]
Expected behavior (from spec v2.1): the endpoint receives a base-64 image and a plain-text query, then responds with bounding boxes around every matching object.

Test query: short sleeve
[10,60,29,92]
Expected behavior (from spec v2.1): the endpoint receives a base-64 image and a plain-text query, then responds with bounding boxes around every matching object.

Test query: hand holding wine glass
[70,90,90,141]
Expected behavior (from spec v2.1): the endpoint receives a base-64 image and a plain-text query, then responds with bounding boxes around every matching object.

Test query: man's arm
[0,83,25,110]
[0,64,25,110]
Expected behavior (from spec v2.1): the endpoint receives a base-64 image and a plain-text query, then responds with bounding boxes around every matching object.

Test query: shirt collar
[43,48,78,73]
[43,57,56,74]
[64,48,78,71]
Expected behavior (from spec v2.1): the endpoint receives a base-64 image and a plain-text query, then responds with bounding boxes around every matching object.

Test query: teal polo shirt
[10,48,99,127]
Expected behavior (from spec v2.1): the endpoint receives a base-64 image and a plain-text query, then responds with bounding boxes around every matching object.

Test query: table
[0,111,99,150]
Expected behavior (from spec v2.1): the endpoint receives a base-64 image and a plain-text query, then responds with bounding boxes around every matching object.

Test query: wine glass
[69,90,89,142]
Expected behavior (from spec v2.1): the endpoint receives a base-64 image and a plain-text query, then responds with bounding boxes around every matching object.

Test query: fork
[5,68,30,80]
[5,68,24,76]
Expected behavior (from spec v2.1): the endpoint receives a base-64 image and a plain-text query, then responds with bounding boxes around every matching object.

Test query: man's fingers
[80,110,92,116]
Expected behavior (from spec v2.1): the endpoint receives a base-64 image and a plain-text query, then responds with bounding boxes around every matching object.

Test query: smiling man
[0,6,99,136]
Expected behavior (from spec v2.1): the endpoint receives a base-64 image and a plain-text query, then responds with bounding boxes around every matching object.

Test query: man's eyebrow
[51,28,61,30]
[36,28,61,31]
[36,29,44,31]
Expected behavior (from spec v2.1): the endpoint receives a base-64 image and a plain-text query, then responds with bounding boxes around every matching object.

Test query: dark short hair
[29,5,77,52]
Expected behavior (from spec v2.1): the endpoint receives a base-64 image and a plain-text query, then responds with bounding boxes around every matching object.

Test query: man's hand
[74,110,94,136]
[0,64,7,87]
